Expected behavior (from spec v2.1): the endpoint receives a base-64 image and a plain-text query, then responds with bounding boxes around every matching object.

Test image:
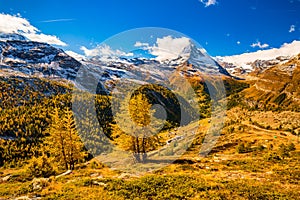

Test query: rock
[32,178,50,191]
[55,170,72,179]
[117,173,139,179]
[117,173,131,179]
[14,196,32,200]
[1,174,11,182]
[14,196,42,200]
[90,173,99,178]
[92,181,107,187]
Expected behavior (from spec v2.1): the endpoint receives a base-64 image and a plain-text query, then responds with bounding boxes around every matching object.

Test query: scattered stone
[32,178,50,191]
[90,173,99,178]
[92,181,107,187]
[14,196,41,200]
[117,173,139,179]
[1,174,11,182]
[55,170,72,179]
[14,196,32,200]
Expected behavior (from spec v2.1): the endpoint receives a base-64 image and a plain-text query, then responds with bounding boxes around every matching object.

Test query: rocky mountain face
[0,35,230,86]
[240,54,300,110]
[0,35,81,80]
[216,40,300,78]
[0,33,27,42]
[218,56,291,77]
[0,34,234,126]
[2,33,299,112]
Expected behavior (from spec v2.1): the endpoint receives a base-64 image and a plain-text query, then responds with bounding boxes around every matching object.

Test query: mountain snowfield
[76,38,300,77]
[1,30,300,84]
[216,40,300,73]
[0,33,231,96]
[0,35,81,80]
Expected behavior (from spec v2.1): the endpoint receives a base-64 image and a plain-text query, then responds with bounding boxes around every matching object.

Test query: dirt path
[241,121,298,139]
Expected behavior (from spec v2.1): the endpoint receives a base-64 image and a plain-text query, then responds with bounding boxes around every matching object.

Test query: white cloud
[0,13,66,46]
[218,40,300,67]
[80,44,133,57]
[134,41,150,49]
[237,41,241,45]
[251,41,269,49]
[24,33,66,46]
[199,0,218,7]
[289,25,296,33]
[40,18,75,23]
[150,36,191,61]
[81,36,192,61]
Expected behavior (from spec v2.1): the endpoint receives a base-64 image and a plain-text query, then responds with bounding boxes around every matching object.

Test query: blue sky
[0,0,299,56]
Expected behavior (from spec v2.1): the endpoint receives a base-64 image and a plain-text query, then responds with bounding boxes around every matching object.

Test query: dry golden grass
[1,107,300,199]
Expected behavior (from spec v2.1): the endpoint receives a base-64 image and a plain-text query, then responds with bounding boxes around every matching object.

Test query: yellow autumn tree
[45,107,86,170]
[112,92,163,162]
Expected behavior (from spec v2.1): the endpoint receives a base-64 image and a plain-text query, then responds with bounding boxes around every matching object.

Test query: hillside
[239,54,300,111]
[0,37,299,199]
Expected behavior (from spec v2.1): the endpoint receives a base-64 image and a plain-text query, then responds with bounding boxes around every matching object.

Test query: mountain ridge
[216,40,300,77]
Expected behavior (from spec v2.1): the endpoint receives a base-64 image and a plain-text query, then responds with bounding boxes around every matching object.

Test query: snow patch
[216,40,300,68]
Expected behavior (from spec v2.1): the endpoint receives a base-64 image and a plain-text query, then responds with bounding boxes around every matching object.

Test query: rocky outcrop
[0,40,81,80]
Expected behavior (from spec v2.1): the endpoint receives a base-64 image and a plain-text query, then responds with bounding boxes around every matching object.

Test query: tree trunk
[135,137,141,162]
[59,133,68,170]
[141,137,147,162]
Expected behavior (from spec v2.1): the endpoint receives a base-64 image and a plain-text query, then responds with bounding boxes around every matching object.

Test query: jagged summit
[0,39,81,80]
[0,33,27,42]
[185,43,231,76]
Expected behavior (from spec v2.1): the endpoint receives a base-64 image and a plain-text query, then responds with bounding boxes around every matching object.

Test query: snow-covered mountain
[0,33,230,91]
[0,34,81,80]
[216,40,300,76]
[73,41,232,94]
[184,43,231,76]
[0,33,27,42]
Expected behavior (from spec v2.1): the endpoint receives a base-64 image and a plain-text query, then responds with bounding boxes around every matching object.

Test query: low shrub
[26,155,56,178]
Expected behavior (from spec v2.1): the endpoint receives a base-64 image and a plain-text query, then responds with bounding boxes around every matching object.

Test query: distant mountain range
[1,32,300,111]
[0,33,230,90]
[216,40,300,77]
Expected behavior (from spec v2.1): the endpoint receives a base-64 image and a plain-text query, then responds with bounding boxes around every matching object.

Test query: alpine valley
[0,33,300,199]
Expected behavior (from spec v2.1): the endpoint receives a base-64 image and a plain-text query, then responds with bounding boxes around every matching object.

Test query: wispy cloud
[134,41,150,49]
[199,0,218,7]
[251,41,269,49]
[289,25,296,33]
[0,13,66,46]
[80,44,133,57]
[39,18,75,23]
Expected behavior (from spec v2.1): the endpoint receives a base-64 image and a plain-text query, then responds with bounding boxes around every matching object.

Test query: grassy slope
[1,72,300,199]
[1,107,299,199]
